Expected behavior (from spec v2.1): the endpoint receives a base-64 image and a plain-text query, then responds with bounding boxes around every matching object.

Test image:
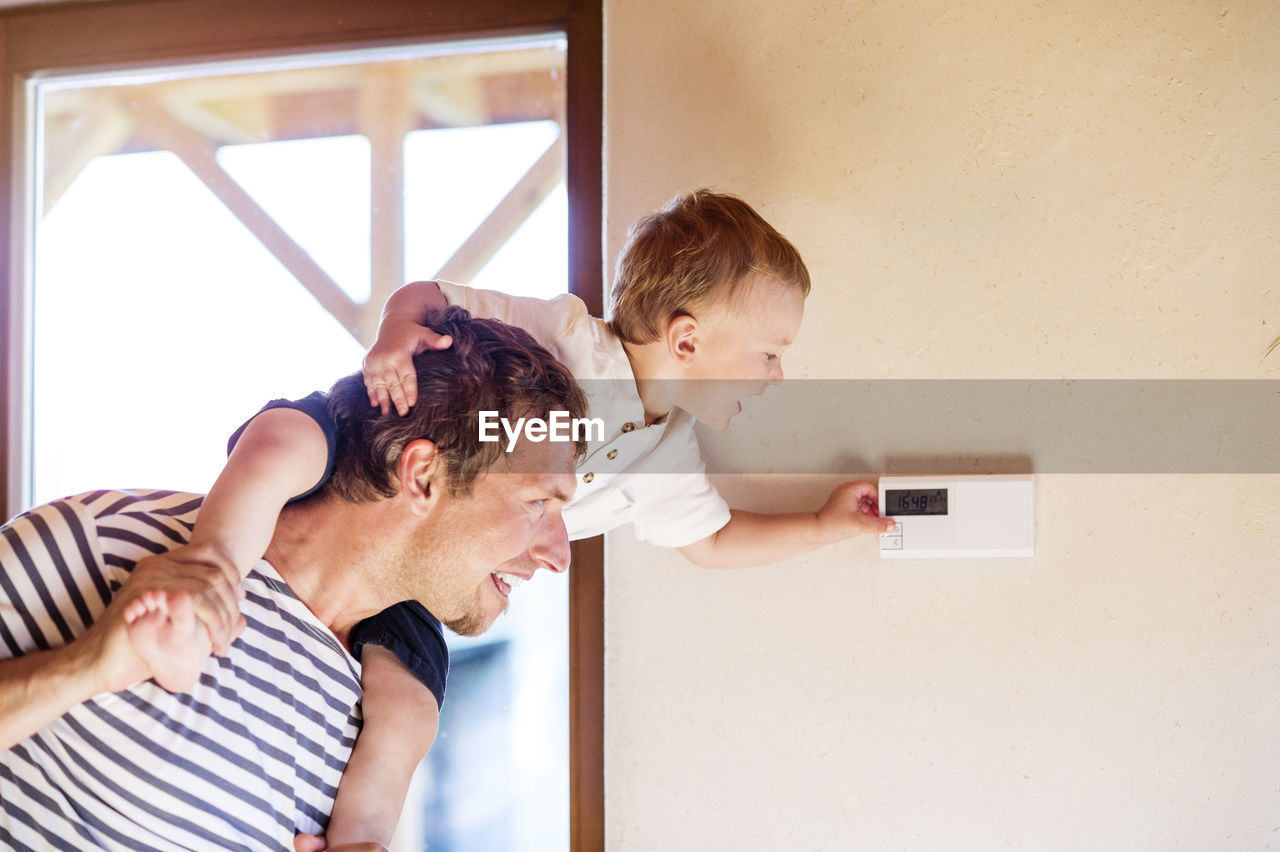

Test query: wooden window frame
[0,1,604,849]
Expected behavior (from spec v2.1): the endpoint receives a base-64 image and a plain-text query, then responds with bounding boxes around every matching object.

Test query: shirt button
[621,422,635,433]
[582,472,595,484]
[606,449,618,461]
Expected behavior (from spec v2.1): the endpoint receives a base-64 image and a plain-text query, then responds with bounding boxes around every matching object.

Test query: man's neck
[262,493,403,644]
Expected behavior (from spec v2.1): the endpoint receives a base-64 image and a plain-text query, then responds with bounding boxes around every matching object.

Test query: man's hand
[76,588,155,696]
[96,544,248,695]
[816,480,896,544]
[127,544,246,657]
[362,320,453,416]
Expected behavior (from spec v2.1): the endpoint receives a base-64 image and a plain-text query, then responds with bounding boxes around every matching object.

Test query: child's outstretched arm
[300,645,440,850]
[362,281,451,416]
[678,480,896,570]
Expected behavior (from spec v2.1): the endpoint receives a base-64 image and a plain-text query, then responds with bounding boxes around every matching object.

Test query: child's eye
[763,353,778,361]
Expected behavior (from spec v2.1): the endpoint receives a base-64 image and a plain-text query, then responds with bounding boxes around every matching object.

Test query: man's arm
[677,480,895,570]
[0,547,248,749]
[0,592,145,748]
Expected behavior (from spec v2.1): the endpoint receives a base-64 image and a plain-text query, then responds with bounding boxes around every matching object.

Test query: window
[0,2,603,849]
[30,41,567,504]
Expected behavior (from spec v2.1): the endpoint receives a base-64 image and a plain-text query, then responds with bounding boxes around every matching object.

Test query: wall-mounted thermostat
[878,474,1035,558]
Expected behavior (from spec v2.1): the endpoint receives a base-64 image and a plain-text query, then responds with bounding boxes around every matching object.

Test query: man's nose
[532,514,571,574]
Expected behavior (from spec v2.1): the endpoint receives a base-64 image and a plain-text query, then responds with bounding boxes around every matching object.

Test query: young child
[127,189,894,849]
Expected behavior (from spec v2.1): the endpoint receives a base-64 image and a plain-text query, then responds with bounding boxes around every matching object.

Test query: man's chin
[444,607,503,637]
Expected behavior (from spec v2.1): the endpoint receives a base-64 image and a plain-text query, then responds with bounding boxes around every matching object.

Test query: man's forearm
[0,585,152,750]
[0,643,111,750]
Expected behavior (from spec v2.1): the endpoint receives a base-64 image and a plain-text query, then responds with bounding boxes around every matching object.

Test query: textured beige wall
[603,1,1280,849]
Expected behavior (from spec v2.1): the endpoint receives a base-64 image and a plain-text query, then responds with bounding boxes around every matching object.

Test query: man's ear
[665,313,699,367]
[397,439,443,515]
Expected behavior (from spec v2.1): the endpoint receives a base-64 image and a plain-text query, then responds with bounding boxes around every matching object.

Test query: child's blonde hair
[608,189,811,344]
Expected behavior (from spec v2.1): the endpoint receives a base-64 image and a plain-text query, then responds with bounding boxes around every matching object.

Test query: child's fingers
[191,590,237,655]
[163,550,244,625]
[146,562,240,654]
[170,543,243,600]
[167,590,196,628]
[366,383,392,416]
[398,371,418,410]
[386,376,412,417]
[424,332,453,351]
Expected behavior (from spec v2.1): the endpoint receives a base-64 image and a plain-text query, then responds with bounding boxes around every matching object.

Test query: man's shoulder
[5,489,198,534]
[59,489,204,523]
[24,490,203,566]
[0,490,201,660]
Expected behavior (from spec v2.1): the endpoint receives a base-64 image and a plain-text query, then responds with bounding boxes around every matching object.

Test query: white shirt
[438,281,731,548]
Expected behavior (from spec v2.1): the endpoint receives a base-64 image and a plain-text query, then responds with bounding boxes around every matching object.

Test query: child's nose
[768,358,784,384]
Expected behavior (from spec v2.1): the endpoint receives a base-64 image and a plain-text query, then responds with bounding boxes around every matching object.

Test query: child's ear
[398,439,443,514]
[665,314,699,367]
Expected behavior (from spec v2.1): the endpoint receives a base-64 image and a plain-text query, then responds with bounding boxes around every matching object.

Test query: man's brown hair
[608,189,811,344]
[326,306,589,501]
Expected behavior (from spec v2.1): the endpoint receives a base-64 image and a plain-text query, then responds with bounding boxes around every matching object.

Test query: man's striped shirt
[0,490,363,851]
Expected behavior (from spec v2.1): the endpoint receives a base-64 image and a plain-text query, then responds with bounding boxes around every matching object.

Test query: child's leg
[122,589,213,693]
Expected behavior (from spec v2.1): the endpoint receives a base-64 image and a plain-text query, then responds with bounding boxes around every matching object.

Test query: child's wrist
[813,510,840,546]
[377,312,424,333]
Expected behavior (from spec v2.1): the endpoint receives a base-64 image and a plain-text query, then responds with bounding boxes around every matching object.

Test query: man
[0,307,585,851]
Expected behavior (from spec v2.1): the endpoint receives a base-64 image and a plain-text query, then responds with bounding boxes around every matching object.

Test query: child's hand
[362,320,453,416]
[128,544,246,656]
[121,587,210,693]
[816,480,896,543]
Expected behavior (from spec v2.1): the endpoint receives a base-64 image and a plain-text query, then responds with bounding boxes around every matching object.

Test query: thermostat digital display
[884,488,948,516]
[879,474,1035,559]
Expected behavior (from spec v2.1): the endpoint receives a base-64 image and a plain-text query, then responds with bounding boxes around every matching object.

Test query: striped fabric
[0,490,362,851]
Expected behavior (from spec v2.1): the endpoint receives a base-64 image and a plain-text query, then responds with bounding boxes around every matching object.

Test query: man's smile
[491,570,528,597]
